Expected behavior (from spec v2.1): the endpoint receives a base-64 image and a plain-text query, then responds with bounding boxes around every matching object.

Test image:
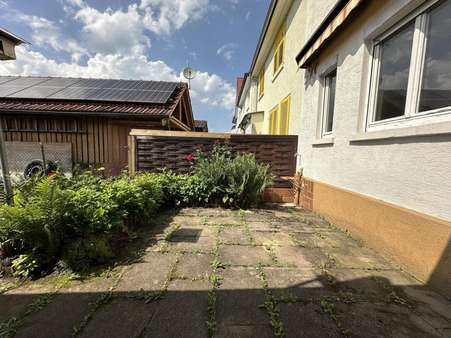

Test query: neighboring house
[0,76,194,174]
[0,27,26,61]
[194,120,208,132]
[236,0,451,298]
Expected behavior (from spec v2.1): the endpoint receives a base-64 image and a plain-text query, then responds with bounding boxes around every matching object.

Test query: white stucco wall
[254,0,338,134]
[297,0,451,221]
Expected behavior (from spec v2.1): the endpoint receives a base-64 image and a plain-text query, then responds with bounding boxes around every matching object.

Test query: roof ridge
[0,75,183,84]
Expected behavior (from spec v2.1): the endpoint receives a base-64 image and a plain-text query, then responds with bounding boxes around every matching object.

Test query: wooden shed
[0,76,195,174]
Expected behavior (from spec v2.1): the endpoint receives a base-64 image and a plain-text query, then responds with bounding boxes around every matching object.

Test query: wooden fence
[128,130,298,188]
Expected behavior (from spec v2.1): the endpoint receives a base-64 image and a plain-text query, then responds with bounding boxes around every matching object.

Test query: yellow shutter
[258,70,265,98]
[273,25,285,74]
[269,106,279,134]
[279,96,290,135]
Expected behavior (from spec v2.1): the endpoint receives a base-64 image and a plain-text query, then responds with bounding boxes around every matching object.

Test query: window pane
[325,70,336,133]
[375,22,414,121]
[419,0,451,112]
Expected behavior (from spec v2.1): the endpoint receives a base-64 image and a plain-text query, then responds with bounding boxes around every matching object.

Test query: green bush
[0,177,69,277]
[61,236,114,272]
[193,144,274,208]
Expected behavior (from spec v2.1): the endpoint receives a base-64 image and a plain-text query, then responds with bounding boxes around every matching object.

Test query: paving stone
[327,268,420,299]
[219,227,251,245]
[167,279,210,292]
[175,253,211,280]
[0,283,58,323]
[171,226,214,240]
[290,232,328,248]
[280,303,340,337]
[220,245,273,266]
[253,231,295,246]
[217,267,268,325]
[116,252,177,292]
[329,247,394,270]
[244,220,277,231]
[402,286,451,329]
[170,215,206,226]
[165,235,215,252]
[337,302,441,338]
[262,267,328,300]
[273,246,327,269]
[216,324,274,337]
[80,299,157,338]
[15,277,116,338]
[143,289,209,338]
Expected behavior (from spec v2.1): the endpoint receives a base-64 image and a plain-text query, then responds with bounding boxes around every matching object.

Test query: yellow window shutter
[258,70,265,98]
[279,96,290,135]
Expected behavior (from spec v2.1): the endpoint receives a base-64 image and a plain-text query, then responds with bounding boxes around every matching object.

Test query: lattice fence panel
[133,133,298,188]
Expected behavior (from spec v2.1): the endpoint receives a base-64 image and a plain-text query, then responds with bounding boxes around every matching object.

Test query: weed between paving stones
[207,226,223,337]
[256,264,285,337]
[72,268,127,337]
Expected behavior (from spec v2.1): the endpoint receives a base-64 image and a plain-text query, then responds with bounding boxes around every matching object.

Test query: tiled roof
[0,82,186,117]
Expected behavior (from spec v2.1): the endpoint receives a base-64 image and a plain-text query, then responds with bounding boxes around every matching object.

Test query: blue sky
[0,0,269,131]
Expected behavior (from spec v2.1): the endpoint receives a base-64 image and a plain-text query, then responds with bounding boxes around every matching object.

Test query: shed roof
[0,76,188,118]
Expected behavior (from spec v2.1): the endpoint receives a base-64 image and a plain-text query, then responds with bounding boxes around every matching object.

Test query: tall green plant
[192,144,274,208]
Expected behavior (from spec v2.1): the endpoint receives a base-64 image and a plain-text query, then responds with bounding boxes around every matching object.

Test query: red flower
[186,153,195,162]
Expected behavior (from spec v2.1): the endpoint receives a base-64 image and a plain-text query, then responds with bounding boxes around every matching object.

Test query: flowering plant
[186,153,195,162]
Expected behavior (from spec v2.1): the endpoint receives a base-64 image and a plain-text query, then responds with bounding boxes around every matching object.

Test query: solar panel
[0,77,17,85]
[0,76,179,104]
[8,86,66,99]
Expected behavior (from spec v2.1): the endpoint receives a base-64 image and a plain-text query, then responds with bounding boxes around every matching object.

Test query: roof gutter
[0,109,170,119]
[235,0,278,107]
[248,0,278,77]
[0,27,28,45]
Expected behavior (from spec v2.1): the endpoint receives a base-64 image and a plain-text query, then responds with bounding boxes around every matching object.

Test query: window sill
[350,122,451,143]
[272,65,284,82]
[312,137,334,146]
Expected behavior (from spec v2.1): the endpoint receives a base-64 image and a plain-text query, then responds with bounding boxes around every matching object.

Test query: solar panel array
[0,76,179,104]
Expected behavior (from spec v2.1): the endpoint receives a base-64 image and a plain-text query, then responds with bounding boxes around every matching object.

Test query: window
[268,96,291,135]
[273,25,285,75]
[368,0,451,129]
[258,69,265,98]
[322,69,337,135]
[0,40,4,54]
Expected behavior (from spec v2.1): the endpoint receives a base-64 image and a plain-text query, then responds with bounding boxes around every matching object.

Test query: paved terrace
[0,206,450,337]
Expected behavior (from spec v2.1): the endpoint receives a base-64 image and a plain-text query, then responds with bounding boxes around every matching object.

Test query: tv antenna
[183,66,196,89]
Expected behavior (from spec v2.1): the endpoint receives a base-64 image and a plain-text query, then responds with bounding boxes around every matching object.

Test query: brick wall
[299,177,314,210]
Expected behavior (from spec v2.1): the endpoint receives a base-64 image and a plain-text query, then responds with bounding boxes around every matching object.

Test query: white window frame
[366,0,451,132]
[321,69,337,137]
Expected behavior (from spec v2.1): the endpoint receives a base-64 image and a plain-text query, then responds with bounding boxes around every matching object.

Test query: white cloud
[217,43,238,61]
[0,46,235,111]
[188,71,235,108]
[74,4,150,55]
[12,13,86,56]
[140,0,210,35]
[245,11,251,21]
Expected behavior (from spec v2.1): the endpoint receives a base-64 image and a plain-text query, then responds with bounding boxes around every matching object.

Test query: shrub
[0,177,69,277]
[193,144,274,208]
[61,236,114,272]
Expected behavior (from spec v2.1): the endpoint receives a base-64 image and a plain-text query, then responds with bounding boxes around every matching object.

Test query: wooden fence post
[128,135,136,176]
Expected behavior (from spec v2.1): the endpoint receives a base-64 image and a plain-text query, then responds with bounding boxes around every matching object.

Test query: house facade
[235,0,451,298]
